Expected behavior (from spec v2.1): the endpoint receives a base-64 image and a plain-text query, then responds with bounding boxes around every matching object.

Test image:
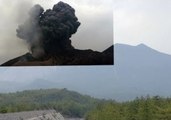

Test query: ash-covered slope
[1,45,113,66]
[0,1,113,66]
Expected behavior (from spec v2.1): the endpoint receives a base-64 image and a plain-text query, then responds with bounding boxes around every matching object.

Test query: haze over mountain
[0,43,171,101]
[112,43,171,100]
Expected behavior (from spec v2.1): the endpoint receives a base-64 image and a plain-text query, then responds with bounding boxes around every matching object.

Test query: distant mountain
[115,43,171,67]
[54,43,171,101]
[27,44,171,101]
[1,43,171,101]
[112,43,171,100]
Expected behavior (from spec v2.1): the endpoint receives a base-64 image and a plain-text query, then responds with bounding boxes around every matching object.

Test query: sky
[114,0,171,55]
[0,0,113,64]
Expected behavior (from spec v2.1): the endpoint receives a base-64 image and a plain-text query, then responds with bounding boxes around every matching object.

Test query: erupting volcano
[1,1,113,66]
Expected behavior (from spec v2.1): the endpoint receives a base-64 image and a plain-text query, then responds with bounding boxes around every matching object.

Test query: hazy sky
[0,0,113,64]
[114,0,171,55]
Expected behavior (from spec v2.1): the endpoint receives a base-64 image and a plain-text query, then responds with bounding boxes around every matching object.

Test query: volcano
[1,45,113,66]
[1,1,113,66]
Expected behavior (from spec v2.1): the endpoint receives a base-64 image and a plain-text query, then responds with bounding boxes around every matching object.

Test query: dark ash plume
[16,1,81,59]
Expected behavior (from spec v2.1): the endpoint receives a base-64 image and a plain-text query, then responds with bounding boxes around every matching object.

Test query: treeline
[0,88,100,117]
[86,96,171,120]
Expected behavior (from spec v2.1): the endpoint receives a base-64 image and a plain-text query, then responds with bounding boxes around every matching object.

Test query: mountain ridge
[115,43,171,56]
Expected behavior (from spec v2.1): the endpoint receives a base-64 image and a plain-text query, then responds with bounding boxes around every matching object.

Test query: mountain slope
[0,88,100,117]
[112,44,171,100]
[1,45,113,66]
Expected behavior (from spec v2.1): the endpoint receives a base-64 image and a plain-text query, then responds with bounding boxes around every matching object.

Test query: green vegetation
[1,89,171,119]
[86,96,171,120]
[0,88,100,117]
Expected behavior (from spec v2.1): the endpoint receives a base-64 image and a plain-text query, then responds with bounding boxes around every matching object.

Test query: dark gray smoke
[16,1,80,59]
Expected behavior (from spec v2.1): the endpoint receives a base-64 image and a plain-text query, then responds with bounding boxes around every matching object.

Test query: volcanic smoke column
[16,1,81,59]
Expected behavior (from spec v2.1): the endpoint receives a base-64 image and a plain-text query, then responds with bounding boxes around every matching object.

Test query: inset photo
[0,1,113,66]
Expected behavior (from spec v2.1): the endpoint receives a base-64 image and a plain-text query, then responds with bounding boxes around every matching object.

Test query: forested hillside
[2,89,171,119]
[0,88,100,117]
[86,96,171,120]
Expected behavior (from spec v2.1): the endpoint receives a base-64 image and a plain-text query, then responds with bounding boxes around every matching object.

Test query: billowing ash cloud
[16,1,80,59]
